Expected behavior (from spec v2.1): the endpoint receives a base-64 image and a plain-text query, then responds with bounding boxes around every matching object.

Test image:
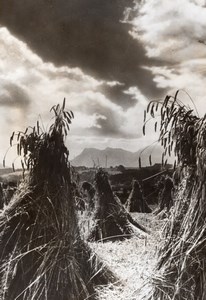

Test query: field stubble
[80,210,165,300]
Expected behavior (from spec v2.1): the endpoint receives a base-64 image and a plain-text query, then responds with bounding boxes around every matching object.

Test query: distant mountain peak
[71,146,163,168]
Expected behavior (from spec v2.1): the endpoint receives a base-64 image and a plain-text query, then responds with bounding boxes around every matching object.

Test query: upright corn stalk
[145,91,206,300]
[0,100,115,300]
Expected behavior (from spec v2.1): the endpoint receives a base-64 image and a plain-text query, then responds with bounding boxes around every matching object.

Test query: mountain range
[71,146,164,168]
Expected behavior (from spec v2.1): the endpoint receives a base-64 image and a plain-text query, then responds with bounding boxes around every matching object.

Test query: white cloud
[122,87,159,145]
[72,112,107,129]
[124,86,148,106]
[105,81,124,87]
[129,0,206,61]
[144,63,206,115]
[125,0,206,116]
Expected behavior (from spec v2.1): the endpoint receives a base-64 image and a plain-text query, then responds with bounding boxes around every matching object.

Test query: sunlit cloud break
[125,0,206,114]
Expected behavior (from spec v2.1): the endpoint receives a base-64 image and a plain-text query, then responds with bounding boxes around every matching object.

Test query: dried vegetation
[146,90,206,300]
[0,100,115,300]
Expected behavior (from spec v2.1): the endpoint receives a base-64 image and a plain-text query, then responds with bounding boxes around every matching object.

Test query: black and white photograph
[0,0,206,299]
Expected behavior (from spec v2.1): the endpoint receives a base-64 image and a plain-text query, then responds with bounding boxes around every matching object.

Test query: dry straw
[125,179,151,213]
[89,169,147,242]
[0,100,115,300]
[145,90,206,299]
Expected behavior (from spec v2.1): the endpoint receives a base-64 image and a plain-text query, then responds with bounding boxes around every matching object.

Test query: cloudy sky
[0,0,206,165]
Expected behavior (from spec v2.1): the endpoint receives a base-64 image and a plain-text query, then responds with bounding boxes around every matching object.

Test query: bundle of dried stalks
[125,179,151,213]
[145,91,206,299]
[89,169,147,242]
[0,101,115,300]
[82,181,96,212]
[154,175,174,215]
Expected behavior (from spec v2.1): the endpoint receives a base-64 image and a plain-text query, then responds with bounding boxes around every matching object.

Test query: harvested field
[83,212,166,300]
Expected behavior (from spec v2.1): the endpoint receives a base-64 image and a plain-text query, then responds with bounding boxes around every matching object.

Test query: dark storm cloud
[92,113,122,138]
[99,83,135,109]
[76,98,139,139]
[0,0,163,108]
[90,116,138,139]
[0,84,30,108]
